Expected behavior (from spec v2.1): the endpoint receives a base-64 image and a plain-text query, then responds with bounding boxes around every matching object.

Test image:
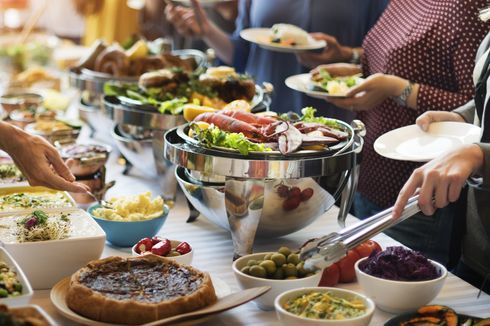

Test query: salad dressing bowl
[354,257,447,313]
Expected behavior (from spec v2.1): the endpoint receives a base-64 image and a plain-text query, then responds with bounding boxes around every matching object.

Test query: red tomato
[288,187,301,198]
[151,239,171,256]
[135,238,153,254]
[354,240,382,258]
[175,241,192,255]
[151,236,164,246]
[319,263,340,287]
[300,188,314,201]
[282,196,301,211]
[338,250,361,283]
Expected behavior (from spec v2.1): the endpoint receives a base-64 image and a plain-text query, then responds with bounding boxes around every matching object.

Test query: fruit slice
[183,104,217,122]
[126,40,149,60]
[223,100,251,112]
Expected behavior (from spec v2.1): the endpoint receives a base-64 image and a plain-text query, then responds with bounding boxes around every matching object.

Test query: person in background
[165,0,388,118]
[72,0,139,46]
[312,0,489,266]
[0,121,89,193]
[393,9,490,292]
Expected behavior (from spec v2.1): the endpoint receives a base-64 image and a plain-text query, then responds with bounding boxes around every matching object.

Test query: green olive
[271,253,287,267]
[296,262,307,277]
[249,265,267,278]
[264,253,273,261]
[241,266,250,275]
[0,289,8,298]
[283,263,297,277]
[13,283,22,292]
[278,246,292,257]
[247,259,259,267]
[287,253,300,265]
[259,260,277,275]
[272,267,285,280]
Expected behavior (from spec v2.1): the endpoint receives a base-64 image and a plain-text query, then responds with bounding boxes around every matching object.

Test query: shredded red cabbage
[359,246,440,281]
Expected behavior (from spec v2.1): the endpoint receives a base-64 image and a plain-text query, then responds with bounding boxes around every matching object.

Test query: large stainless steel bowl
[78,98,114,144]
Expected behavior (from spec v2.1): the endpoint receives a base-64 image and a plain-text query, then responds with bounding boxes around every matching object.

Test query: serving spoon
[85,191,113,209]
[141,286,270,326]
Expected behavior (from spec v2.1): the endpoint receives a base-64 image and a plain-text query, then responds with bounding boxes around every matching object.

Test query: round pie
[66,255,217,324]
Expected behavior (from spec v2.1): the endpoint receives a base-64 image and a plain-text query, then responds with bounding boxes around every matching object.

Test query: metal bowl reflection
[176,166,336,238]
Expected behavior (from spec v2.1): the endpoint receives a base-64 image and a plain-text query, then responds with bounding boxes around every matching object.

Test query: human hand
[297,33,352,68]
[326,73,398,111]
[2,125,89,193]
[392,144,484,218]
[164,0,210,37]
[416,111,465,132]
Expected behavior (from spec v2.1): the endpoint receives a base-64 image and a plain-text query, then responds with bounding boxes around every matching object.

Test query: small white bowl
[131,240,194,265]
[355,257,447,313]
[274,287,375,326]
[232,252,322,310]
[0,247,33,307]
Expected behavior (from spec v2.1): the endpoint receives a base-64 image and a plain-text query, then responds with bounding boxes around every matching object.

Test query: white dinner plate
[240,28,326,53]
[374,122,481,162]
[285,73,364,99]
[50,275,232,326]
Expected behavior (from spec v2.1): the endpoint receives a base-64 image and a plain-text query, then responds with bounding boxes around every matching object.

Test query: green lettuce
[191,124,271,155]
[300,107,339,128]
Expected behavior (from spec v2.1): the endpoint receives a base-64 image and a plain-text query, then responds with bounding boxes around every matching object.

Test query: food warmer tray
[164,122,364,257]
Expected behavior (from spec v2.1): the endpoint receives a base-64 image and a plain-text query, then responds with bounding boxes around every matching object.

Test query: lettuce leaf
[191,124,271,155]
[300,107,340,128]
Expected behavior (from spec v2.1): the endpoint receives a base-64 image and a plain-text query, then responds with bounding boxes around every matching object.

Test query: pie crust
[66,255,217,324]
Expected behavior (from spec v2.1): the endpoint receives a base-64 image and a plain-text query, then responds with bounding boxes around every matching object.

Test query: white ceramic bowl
[355,257,447,313]
[0,208,106,289]
[274,287,375,326]
[232,252,322,310]
[131,239,194,265]
[0,247,33,307]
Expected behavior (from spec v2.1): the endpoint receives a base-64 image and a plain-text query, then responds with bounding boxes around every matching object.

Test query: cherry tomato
[300,188,314,201]
[354,240,382,258]
[337,250,360,283]
[151,236,164,246]
[289,187,301,198]
[151,239,171,256]
[175,241,192,255]
[282,196,301,211]
[319,263,340,287]
[135,238,153,254]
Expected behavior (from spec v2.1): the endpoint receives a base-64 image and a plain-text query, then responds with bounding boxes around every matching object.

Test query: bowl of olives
[232,246,321,310]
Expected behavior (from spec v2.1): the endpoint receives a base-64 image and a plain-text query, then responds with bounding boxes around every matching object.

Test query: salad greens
[191,124,272,155]
[317,70,358,88]
[300,107,340,128]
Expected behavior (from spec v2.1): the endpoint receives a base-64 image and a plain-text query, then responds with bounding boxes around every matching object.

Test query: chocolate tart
[66,255,217,324]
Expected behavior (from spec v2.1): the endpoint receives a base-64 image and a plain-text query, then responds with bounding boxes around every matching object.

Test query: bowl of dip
[275,287,375,326]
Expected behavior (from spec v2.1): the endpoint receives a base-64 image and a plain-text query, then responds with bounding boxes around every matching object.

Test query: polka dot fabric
[357,0,490,208]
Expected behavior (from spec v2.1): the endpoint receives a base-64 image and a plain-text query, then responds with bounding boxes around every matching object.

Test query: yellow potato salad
[93,192,164,221]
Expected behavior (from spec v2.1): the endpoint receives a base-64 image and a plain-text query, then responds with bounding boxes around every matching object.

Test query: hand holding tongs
[300,195,421,270]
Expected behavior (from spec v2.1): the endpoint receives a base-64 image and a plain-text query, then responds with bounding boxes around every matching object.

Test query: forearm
[341,47,364,63]
[0,122,21,151]
[384,75,421,110]
[476,143,490,187]
[202,21,234,65]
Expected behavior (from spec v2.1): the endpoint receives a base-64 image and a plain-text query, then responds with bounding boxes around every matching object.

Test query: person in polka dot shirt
[308,0,490,265]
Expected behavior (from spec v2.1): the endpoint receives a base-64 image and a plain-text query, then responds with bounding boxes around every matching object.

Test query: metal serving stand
[164,121,365,257]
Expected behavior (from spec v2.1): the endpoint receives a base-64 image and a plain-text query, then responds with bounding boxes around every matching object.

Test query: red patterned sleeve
[416,2,489,115]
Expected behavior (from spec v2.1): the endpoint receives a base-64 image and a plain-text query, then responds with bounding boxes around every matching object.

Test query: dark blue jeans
[353,192,466,268]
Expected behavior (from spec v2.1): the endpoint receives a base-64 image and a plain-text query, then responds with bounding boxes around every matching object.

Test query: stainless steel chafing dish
[164,120,365,257]
[69,49,208,141]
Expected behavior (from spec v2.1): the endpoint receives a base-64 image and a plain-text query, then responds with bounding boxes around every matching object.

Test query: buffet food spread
[0,18,489,326]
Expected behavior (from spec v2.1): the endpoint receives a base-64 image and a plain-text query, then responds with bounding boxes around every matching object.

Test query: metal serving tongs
[300,195,421,270]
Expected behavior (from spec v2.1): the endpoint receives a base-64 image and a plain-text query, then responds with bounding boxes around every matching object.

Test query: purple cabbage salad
[359,246,440,281]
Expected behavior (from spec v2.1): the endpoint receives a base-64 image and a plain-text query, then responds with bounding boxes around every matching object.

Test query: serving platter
[384,311,484,325]
[285,73,364,99]
[50,275,232,326]
[0,186,76,215]
[374,122,481,162]
[177,120,354,158]
[240,28,326,53]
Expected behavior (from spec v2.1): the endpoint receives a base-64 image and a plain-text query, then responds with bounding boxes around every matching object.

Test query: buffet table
[28,146,490,325]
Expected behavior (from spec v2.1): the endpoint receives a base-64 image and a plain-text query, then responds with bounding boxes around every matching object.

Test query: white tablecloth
[28,149,490,325]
